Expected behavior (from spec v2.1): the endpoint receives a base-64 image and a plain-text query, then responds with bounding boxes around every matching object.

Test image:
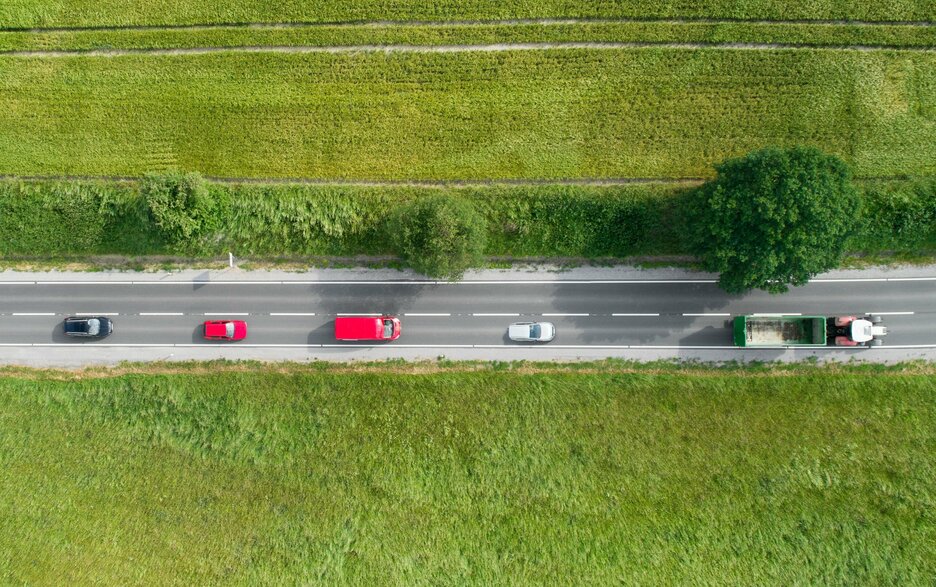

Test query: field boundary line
[3,17,935,35]
[4,41,936,57]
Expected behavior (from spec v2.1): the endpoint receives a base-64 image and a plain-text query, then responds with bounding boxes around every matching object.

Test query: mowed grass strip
[4,21,936,52]
[1,49,935,180]
[2,0,934,29]
[0,366,933,583]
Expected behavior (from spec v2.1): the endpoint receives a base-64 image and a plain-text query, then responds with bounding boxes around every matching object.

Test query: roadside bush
[473,185,684,257]
[0,181,114,254]
[688,146,860,293]
[141,172,214,247]
[390,194,487,279]
[860,179,936,248]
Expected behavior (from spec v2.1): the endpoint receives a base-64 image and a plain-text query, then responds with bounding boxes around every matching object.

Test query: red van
[334,316,401,341]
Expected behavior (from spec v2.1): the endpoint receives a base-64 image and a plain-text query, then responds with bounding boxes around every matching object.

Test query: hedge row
[4,21,936,52]
[0,177,932,260]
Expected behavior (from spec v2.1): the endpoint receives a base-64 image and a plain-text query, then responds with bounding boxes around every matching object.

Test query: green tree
[390,195,487,279]
[141,171,212,246]
[689,147,860,293]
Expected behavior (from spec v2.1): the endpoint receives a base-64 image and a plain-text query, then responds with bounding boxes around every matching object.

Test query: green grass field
[1,49,934,180]
[3,21,936,52]
[2,0,934,28]
[0,362,933,584]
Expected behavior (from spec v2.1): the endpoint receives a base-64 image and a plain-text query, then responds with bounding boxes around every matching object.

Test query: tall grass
[1,177,933,260]
[0,363,933,583]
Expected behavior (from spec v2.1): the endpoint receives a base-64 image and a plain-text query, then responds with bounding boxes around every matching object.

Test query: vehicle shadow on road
[549,281,737,345]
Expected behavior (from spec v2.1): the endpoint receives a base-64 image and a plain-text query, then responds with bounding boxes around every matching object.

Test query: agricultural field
[0,49,934,180]
[2,0,934,29]
[0,362,933,583]
[3,21,936,53]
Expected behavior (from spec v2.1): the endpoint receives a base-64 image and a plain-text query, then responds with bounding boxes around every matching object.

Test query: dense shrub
[859,179,936,248]
[389,194,487,279]
[0,181,118,254]
[689,147,861,293]
[141,172,214,247]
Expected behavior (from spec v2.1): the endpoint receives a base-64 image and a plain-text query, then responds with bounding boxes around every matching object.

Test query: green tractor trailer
[733,315,887,348]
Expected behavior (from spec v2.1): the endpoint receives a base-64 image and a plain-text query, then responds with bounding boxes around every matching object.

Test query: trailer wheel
[870,315,883,324]
[870,338,884,347]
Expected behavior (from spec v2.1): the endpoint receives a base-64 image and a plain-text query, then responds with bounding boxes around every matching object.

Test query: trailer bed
[733,316,827,347]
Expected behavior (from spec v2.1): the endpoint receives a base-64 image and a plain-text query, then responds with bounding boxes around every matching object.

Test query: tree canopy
[690,147,860,293]
[390,195,487,279]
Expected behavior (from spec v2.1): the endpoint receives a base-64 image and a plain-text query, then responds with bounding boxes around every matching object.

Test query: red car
[203,320,247,341]
[334,316,401,341]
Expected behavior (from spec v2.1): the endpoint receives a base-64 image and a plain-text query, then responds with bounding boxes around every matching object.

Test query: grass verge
[1,49,934,179]
[0,360,933,584]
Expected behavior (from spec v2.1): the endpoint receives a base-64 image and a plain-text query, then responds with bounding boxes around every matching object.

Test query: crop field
[2,0,934,29]
[3,21,936,53]
[1,49,934,180]
[0,362,933,583]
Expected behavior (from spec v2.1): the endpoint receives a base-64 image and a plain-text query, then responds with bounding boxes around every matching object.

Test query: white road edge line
[682,313,731,317]
[473,313,520,317]
[866,311,915,315]
[203,312,249,316]
[2,343,934,349]
[541,313,589,317]
[270,312,317,316]
[404,313,451,317]
[3,276,936,285]
[612,313,661,317]
[139,312,185,316]
[11,312,56,316]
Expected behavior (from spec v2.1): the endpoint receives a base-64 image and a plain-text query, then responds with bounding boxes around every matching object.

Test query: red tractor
[827,315,887,347]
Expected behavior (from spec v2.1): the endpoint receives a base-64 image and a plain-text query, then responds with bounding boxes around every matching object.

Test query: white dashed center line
[270,312,317,316]
[612,313,661,317]
[404,313,451,317]
[542,313,589,317]
[473,313,520,317]
[683,313,731,317]
[140,312,184,316]
[203,312,249,316]
[12,312,56,316]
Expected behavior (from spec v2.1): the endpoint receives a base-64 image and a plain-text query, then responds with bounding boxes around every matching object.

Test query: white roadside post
[229,252,235,268]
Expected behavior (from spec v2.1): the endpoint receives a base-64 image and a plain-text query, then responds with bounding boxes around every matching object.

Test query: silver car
[508,322,556,342]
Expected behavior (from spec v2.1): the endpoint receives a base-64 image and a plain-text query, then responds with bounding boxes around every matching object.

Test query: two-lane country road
[0,278,933,353]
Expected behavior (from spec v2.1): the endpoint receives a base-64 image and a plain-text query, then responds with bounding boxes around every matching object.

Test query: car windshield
[530,324,541,338]
[86,318,100,335]
[225,322,235,337]
[383,319,394,338]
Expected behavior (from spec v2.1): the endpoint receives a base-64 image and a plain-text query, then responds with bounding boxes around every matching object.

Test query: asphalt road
[0,278,933,350]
